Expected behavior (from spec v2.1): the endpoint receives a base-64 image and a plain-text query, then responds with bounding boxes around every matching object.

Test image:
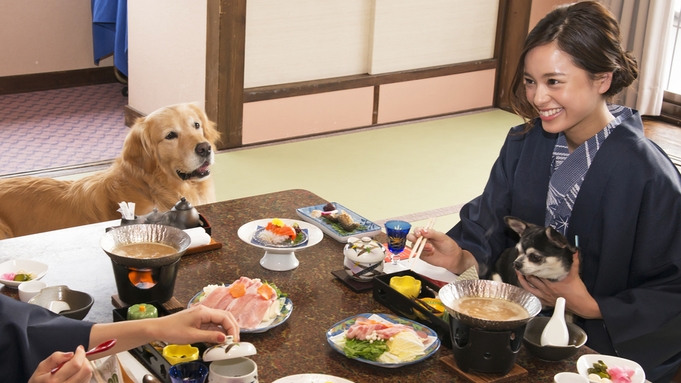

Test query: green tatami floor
[60,108,523,233]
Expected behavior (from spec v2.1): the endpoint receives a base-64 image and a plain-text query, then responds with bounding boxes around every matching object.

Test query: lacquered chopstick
[409,217,436,262]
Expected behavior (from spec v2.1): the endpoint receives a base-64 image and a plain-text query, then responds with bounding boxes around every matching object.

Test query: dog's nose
[195,142,212,158]
[513,260,523,270]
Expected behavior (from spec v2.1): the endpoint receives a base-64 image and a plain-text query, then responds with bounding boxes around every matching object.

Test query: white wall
[127,1,207,115]
[0,0,112,77]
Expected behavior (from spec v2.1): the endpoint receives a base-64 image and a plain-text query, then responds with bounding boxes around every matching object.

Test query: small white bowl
[18,280,48,302]
[0,259,49,288]
[577,354,645,383]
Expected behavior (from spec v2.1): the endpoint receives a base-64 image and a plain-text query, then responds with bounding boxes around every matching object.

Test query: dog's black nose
[195,142,212,157]
[513,260,523,270]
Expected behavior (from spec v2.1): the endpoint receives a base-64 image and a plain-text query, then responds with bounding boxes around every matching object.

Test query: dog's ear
[545,227,578,252]
[504,216,528,236]
[122,117,158,174]
[188,103,221,146]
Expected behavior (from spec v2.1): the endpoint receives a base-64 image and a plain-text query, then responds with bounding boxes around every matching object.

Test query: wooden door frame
[205,0,531,150]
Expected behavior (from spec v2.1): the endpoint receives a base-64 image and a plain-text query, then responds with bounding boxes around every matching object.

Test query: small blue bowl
[169,361,208,383]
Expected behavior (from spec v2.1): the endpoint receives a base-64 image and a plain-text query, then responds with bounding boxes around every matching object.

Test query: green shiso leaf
[343,338,387,361]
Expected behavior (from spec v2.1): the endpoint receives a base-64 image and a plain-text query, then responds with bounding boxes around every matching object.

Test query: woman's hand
[153,305,241,344]
[28,346,93,383]
[517,252,602,319]
[407,226,479,275]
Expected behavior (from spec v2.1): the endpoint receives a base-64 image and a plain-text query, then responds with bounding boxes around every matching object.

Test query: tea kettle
[140,197,200,230]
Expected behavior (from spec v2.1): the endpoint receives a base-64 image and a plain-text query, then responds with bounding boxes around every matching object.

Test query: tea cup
[208,357,258,383]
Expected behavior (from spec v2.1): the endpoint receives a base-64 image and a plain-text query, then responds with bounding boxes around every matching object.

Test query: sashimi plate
[326,313,440,368]
[237,219,323,271]
[296,202,381,243]
[273,374,355,383]
[189,291,293,334]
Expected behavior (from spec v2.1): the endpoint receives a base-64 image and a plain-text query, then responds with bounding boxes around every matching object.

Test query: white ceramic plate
[576,354,645,383]
[326,313,440,368]
[0,259,49,288]
[272,374,355,383]
[237,219,324,271]
[189,287,293,334]
[237,219,323,251]
[296,203,381,243]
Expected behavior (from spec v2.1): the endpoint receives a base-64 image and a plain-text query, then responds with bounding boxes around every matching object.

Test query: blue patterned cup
[385,220,411,265]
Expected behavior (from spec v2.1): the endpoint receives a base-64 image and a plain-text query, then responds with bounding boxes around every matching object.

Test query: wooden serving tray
[440,355,528,383]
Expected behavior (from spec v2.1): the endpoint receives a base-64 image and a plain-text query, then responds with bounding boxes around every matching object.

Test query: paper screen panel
[244,0,371,88]
[369,0,499,75]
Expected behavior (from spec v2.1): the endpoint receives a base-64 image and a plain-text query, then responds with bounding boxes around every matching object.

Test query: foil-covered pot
[100,224,191,268]
[439,279,542,331]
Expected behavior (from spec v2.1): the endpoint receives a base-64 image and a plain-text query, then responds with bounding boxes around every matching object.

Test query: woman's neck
[564,103,615,152]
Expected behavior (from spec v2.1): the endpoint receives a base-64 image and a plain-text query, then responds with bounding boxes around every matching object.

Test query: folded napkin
[184,227,211,249]
[457,266,479,281]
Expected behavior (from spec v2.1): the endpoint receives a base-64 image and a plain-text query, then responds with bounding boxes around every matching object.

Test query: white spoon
[541,297,569,346]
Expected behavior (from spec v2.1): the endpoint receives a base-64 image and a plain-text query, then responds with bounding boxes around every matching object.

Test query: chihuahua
[492,216,578,287]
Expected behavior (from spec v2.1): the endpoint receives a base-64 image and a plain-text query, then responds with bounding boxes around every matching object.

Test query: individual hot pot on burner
[439,279,542,375]
[100,224,191,304]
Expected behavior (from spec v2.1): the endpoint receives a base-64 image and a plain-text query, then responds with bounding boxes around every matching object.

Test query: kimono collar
[545,105,633,235]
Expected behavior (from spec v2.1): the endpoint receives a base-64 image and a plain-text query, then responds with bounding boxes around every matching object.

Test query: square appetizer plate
[296,202,381,243]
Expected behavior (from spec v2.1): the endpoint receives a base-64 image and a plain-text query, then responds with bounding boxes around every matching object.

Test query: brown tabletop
[0,189,594,382]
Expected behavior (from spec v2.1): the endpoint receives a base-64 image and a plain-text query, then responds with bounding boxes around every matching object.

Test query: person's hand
[407,226,478,275]
[154,305,241,344]
[517,252,602,319]
[28,346,93,383]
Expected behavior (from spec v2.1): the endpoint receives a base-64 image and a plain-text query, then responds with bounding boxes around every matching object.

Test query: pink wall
[377,70,495,124]
[242,88,374,144]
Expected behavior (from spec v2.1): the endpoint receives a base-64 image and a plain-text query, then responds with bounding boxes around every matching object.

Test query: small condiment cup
[18,280,47,302]
[169,361,208,383]
[554,372,588,383]
[389,275,421,299]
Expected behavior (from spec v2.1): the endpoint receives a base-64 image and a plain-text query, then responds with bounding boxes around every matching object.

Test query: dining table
[0,189,596,382]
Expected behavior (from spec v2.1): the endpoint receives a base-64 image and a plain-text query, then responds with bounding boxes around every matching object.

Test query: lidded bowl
[343,236,386,281]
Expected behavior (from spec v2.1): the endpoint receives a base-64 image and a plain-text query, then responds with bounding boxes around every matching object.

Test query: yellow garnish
[271,218,284,227]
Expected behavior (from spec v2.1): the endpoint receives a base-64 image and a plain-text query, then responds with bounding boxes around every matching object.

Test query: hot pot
[100,224,191,304]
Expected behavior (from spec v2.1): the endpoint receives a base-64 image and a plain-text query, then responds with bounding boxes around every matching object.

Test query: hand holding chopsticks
[409,217,437,264]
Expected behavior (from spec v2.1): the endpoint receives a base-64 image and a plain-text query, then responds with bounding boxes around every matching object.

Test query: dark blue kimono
[0,294,94,383]
[447,110,681,382]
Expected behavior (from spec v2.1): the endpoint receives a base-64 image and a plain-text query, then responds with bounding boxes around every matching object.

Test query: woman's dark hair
[509,1,639,123]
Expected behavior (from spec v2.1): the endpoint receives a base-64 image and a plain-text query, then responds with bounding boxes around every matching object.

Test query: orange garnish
[229,281,247,298]
[257,284,275,300]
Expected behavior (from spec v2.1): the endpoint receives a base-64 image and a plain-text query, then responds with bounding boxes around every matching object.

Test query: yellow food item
[386,331,426,361]
[389,275,421,299]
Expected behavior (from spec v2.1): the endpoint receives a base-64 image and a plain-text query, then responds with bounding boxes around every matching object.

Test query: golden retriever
[0,103,220,239]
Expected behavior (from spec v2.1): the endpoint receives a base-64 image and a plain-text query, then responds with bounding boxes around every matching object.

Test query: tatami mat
[57,108,522,232]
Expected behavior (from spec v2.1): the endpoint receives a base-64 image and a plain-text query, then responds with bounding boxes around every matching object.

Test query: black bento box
[372,270,452,348]
[113,303,207,383]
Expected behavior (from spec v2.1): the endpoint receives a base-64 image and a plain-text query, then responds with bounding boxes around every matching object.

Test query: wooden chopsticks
[409,217,436,262]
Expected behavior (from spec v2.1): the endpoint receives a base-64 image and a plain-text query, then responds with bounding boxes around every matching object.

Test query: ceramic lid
[202,336,257,362]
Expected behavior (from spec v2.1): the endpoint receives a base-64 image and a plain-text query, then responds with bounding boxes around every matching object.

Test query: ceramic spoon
[540,297,569,346]
[51,339,117,374]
